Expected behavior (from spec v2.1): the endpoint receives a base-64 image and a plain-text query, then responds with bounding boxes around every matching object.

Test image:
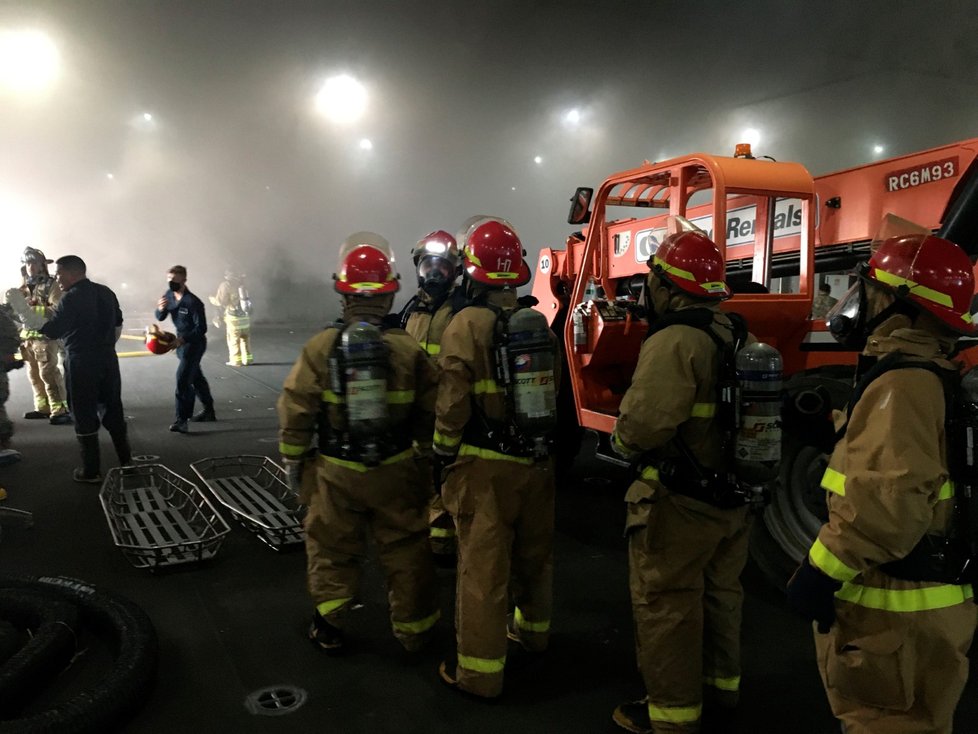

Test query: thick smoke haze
[1,0,977,324]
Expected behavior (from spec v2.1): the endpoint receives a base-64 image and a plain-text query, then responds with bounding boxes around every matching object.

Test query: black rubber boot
[73,434,102,484]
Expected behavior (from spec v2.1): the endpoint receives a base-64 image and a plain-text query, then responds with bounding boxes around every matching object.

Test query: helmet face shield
[418,255,455,295]
[826,271,872,349]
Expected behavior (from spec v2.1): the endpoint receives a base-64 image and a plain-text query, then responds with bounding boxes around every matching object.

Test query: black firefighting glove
[431,453,454,495]
[517,295,539,308]
[782,386,837,455]
[785,556,842,633]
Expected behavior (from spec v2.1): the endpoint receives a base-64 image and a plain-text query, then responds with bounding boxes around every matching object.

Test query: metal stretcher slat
[191,456,305,550]
[99,465,230,570]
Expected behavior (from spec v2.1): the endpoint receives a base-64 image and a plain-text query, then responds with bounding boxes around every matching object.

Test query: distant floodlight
[315,74,367,124]
[0,30,60,95]
[359,138,373,151]
[142,112,153,121]
[564,109,581,125]
[534,155,543,164]
[741,128,761,147]
[511,186,517,191]
[121,282,128,289]
[106,172,114,180]
[873,144,885,155]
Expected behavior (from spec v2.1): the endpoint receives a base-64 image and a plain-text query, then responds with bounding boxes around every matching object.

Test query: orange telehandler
[530,137,978,581]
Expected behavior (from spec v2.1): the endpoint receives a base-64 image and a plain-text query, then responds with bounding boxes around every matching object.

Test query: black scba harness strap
[840,352,977,585]
[640,309,756,510]
[397,288,469,330]
[318,322,410,466]
[461,302,555,460]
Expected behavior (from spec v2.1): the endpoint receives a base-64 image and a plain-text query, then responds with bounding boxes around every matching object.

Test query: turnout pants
[174,341,213,420]
[814,580,977,734]
[23,338,67,415]
[224,314,252,366]
[626,483,751,732]
[304,456,439,648]
[442,455,555,698]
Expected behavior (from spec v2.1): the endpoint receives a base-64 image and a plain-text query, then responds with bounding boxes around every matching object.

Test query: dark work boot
[308,612,344,655]
[612,698,653,734]
[191,406,216,422]
[73,434,102,484]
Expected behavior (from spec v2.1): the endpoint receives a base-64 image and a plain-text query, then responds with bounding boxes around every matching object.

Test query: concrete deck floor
[0,324,975,733]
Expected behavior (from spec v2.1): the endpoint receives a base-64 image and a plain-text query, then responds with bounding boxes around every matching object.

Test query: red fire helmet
[868,233,977,334]
[462,218,530,286]
[651,230,731,300]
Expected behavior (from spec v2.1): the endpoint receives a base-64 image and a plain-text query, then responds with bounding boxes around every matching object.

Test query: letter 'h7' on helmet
[461,218,531,287]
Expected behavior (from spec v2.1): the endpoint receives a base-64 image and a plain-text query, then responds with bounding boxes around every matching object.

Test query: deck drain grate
[245,685,307,716]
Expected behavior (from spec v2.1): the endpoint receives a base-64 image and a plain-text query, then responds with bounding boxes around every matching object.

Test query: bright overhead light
[359,138,373,151]
[534,155,543,164]
[564,109,581,125]
[142,112,153,121]
[741,128,761,147]
[0,30,60,95]
[873,144,885,155]
[315,74,368,124]
[511,186,517,191]
[106,172,114,180]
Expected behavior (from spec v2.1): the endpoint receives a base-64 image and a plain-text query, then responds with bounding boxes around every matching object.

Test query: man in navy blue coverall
[154,265,216,433]
[39,255,131,482]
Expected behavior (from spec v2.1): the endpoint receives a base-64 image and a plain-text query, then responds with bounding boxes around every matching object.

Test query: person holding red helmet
[399,229,466,561]
[433,216,559,699]
[610,219,754,734]
[786,230,978,734]
[278,232,440,656]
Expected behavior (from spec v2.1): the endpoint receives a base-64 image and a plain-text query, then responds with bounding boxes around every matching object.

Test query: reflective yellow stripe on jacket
[836,582,973,612]
[458,443,534,465]
[321,389,416,405]
[821,468,953,500]
[321,448,414,473]
[808,538,859,582]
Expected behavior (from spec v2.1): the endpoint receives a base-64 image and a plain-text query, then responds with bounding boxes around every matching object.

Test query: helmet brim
[465,258,531,288]
[334,279,399,296]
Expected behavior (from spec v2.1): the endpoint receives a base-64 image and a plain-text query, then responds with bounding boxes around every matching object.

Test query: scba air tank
[735,342,783,484]
[339,323,389,456]
[505,309,557,446]
[238,285,253,315]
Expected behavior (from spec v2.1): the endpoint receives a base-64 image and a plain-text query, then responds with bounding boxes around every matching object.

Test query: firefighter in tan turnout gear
[434,217,559,699]
[786,232,978,734]
[611,223,754,734]
[209,269,253,366]
[399,229,465,560]
[278,233,440,655]
[18,248,71,425]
